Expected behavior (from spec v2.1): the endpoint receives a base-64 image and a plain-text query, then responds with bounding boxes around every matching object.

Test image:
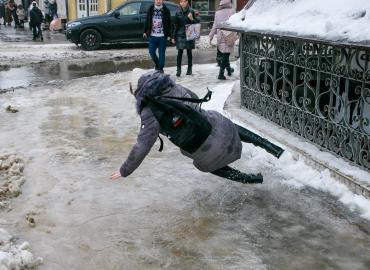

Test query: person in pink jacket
[209,0,235,80]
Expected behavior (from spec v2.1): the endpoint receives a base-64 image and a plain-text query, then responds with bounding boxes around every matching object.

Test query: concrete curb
[224,81,370,199]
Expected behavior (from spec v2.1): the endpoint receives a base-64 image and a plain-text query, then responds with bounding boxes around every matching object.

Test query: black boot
[236,124,284,158]
[176,66,181,77]
[211,166,263,184]
[227,67,234,76]
[218,68,226,80]
[186,66,192,75]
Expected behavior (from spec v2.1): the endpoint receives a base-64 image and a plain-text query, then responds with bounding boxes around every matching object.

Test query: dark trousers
[216,48,222,66]
[11,9,19,26]
[176,49,192,69]
[148,36,167,70]
[220,52,231,70]
[31,23,42,39]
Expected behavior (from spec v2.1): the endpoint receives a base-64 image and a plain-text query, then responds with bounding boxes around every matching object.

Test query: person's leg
[148,36,159,70]
[211,166,263,184]
[225,53,234,76]
[176,49,183,77]
[235,124,284,158]
[37,24,43,41]
[31,25,37,40]
[158,36,167,71]
[218,52,226,80]
[216,48,221,66]
[186,49,192,75]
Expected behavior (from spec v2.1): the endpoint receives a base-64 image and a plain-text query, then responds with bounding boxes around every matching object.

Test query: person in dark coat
[29,1,44,41]
[143,0,172,73]
[171,0,199,77]
[110,71,284,183]
[0,1,5,26]
[49,0,57,18]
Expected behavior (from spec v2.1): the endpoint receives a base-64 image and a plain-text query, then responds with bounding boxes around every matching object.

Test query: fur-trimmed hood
[134,71,175,113]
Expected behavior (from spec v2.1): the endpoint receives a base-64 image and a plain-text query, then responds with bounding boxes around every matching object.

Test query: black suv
[66,0,178,50]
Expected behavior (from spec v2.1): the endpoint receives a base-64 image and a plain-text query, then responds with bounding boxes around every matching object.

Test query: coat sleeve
[119,106,160,177]
[143,6,151,35]
[171,11,178,39]
[165,6,172,37]
[191,9,200,24]
[209,12,218,41]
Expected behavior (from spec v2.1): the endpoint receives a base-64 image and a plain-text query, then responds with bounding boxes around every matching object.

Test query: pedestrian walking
[43,0,50,29]
[110,71,284,183]
[5,0,14,26]
[209,0,236,80]
[171,0,199,77]
[48,0,57,18]
[16,4,25,28]
[143,0,172,73]
[29,1,43,41]
[0,1,5,26]
[8,0,18,27]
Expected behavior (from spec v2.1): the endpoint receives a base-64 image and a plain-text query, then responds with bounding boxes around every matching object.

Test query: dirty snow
[0,36,213,69]
[228,0,370,44]
[0,154,42,270]
[0,154,25,210]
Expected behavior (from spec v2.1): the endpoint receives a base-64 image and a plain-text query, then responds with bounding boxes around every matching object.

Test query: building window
[79,0,86,11]
[90,0,98,12]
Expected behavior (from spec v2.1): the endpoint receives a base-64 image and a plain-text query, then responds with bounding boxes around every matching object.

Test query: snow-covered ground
[0,36,214,69]
[1,62,370,269]
[228,0,370,44]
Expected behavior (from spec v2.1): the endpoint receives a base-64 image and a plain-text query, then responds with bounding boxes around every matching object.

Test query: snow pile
[0,229,43,270]
[0,154,25,209]
[228,0,370,43]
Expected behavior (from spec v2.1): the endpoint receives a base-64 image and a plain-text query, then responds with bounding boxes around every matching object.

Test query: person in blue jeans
[143,0,172,73]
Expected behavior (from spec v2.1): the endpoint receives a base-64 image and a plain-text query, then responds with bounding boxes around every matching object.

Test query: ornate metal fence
[240,32,370,171]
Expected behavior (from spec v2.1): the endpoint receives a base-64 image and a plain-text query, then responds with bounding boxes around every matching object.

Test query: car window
[140,2,152,14]
[118,2,141,16]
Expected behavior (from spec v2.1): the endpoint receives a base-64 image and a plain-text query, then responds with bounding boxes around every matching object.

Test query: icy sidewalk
[1,63,370,270]
[218,80,370,220]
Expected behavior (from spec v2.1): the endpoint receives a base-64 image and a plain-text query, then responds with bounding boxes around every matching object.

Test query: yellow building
[66,0,128,20]
[65,0,224,21]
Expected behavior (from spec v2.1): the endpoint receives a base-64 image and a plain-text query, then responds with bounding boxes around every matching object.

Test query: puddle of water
[0,67,39,89]
[0,49,219,91]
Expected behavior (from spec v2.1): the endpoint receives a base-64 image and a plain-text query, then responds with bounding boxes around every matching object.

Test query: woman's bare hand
[110,171,122,180]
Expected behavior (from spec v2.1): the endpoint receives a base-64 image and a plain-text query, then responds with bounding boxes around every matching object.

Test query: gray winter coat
[120,71,242,177]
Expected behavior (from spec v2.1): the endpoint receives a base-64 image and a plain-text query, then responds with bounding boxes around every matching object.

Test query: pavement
[0,22,67,44]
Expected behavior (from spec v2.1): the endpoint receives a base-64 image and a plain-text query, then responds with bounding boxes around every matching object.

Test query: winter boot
[176,64,181,77]
[211,166,263,184]
[218,68,226,80]
[236,124,284,158]
[227,67,234,76]
[40,36,44,41]
[186,66,192,75]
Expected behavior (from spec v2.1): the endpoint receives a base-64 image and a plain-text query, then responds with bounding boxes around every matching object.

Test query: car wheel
[80,29,102,50]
